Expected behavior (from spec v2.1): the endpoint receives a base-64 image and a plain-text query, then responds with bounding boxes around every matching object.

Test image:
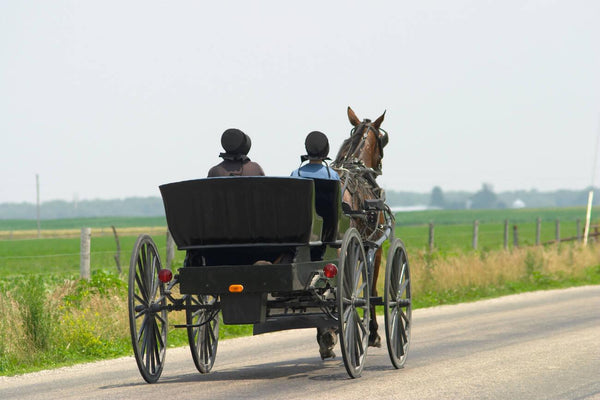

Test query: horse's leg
[369,246,382,347]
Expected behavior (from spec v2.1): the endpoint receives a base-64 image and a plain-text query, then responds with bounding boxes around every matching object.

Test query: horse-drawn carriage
[128,109,412,383]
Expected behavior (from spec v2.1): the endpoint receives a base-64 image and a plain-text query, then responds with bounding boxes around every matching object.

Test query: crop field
[0,206,597,278]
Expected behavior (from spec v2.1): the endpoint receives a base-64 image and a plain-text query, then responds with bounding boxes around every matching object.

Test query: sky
[1,0,599,204]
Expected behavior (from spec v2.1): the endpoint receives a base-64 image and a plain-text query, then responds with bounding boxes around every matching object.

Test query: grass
[1,241,599,376]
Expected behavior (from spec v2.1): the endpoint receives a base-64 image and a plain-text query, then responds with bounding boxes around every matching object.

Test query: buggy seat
[312,178,342,244]
[159,177,322,251]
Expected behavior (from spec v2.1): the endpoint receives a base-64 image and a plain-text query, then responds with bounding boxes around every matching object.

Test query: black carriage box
[159,177,346,324]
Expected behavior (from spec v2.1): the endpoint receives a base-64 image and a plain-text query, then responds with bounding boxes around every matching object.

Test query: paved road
[1,286,599,400]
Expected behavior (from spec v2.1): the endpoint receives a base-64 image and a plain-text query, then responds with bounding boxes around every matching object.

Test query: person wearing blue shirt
[291,131,340,360]
[291,131,340,180]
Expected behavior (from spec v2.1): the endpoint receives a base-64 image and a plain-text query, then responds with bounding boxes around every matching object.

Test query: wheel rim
[338,228,370,378]
[187,295,220,373]
[384,238,411,369]
[128,235,167,383]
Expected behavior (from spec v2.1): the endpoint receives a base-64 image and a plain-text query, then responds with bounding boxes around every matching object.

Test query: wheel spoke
[155,312,167,326]
[135,268,148,303]
[134,292,146,307]
[355,280,367,299]
[397,310,408,344]
[397,278,409,299]
[353,259,363,293]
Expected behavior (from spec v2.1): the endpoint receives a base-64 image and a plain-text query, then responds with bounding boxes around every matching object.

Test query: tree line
[386,184,600,210]
[1,185,598,220]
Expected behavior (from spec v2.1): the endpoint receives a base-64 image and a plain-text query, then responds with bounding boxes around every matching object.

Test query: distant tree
[429,186,445,208]
[470,183,498,209]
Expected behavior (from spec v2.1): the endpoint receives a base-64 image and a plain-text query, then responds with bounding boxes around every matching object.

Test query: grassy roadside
[1,242,599,376]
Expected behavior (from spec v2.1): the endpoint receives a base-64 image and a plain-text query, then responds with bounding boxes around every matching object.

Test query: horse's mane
[333,125,367,165]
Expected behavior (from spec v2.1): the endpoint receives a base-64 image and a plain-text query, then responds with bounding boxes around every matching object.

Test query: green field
[0,216,167,231]
[0,235,183,278]
[395,206,597,226]
[0,206,596,278]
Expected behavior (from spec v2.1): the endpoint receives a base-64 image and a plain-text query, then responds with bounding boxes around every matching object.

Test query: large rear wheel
[384,238,412,369]
[337,228,370,378]
[128,235,168,383]
[187,295,220,373]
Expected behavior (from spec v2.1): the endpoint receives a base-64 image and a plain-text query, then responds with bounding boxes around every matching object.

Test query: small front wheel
[128,234,168,383]
[187,295,220,373]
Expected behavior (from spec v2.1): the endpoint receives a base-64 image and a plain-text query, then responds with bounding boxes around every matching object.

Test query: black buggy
[128,176,411,383]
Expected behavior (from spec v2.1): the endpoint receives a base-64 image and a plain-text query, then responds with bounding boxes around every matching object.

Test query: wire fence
[1,219,597,278]
[0,227,177,279]
[396,218,597,253]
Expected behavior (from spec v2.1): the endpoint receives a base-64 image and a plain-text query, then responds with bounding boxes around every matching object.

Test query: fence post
[111,225,122,274]
[513,224,519,248]
[166,230,175,269]
[504,219,509,250]
[577,219,582,242]
[428,222,434,252]
[536,217,541,246]
[80,227,91,280]
[555,219,560,243]
[472,220,479,250]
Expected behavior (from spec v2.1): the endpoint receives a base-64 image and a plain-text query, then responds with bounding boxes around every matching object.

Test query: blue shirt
[291,163,340,180]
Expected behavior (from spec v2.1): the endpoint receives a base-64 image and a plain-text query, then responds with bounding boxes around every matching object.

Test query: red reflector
[323,263,338,278]
[158,269,173,283]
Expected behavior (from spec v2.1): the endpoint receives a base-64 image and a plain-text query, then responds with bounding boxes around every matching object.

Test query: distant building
[511,199,526,209]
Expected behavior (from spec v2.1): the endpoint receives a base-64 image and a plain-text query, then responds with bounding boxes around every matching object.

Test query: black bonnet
[303,131,330,160]
[221,128,251,156]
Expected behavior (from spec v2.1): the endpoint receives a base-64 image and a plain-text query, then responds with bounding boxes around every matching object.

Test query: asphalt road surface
[1,285,599,400]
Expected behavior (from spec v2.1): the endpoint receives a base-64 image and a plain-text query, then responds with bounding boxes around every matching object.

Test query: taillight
[323,263,338,278]
[158,269,173,283]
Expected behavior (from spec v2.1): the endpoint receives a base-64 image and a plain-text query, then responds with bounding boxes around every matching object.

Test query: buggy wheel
[384,238,412,369]
[186,295,220,373]
[128,234,168,383]
[337,228,370,378]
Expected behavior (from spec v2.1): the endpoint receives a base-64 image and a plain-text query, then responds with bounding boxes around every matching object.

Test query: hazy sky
[2,1,599,203]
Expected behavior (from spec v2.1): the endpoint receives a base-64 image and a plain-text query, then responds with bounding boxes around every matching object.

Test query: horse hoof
[320,349,336,360]
[368,333,382,348]
[317,329,338,359]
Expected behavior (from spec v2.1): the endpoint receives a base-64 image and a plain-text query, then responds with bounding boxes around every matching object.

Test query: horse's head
[334,107,388,171]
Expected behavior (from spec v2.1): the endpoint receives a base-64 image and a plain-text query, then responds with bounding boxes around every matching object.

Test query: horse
[331,106,389,347]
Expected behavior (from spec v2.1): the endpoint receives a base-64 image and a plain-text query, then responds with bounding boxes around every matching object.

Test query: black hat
[303,131,330,161]
[221,128,251,156]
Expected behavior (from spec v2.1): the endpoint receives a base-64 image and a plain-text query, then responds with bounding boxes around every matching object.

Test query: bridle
[333,120,387,172]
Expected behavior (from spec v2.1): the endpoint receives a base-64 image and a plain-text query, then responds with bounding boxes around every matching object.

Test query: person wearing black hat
[208,128,265,177]
[290,131,340,180]
[291,131,340,360]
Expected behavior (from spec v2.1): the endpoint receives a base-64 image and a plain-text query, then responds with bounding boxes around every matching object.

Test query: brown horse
[332,106,389,347]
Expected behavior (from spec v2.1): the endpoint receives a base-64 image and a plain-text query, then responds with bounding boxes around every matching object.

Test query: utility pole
[36,174,41,238]
[583,117,600,246]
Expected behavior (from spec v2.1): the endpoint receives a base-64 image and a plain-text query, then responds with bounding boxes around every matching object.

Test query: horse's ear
[347,107,361,127]
[373,110,386,129]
